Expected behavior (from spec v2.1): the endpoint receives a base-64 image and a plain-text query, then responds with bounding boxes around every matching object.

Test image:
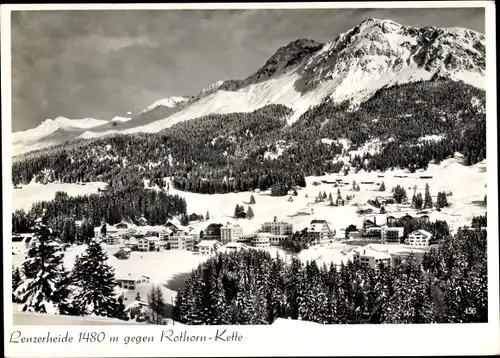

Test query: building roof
[355,248,392,260]
[196,240,221,248]
[115,272,151,281]
[409,229,432,237]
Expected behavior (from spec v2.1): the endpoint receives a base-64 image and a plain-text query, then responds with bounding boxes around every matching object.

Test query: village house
[115,221,135,231]
[381,226,405,244]
[165,218,183,233]
[94,224,119,238]
[419,215,430,223]
[261,218,293,236]
[196,240,222,255]
[116,273,151,290]
[363,217,378,229]
[105,235,120,245]
[220,223,243,244]
[137,236,160,251]
[114,247,132,260]
[347,230,362,239]
[123,237,139,251]
[408,230,433,247]
[353,248,392,270]
[219,242,249,254]
[137,216,148,226]
[386,215,397,226]
[295,207,314,216]
[400,214,413,225]
[169,230,194,250]
[307,220,335,245]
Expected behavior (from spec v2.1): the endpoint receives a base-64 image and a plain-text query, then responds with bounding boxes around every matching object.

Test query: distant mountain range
[12,18,485,157]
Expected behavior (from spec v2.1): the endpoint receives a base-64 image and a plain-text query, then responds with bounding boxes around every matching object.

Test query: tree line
[173,227,487,324]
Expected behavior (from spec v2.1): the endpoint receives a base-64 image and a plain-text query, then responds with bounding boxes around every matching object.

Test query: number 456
[465,307,477,315]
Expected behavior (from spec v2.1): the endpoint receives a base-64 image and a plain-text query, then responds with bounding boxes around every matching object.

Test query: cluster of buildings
[346,214,433,246]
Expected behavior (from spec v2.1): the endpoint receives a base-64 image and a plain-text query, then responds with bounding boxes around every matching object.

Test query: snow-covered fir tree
[14,216,70,314]
[12,266,22,302]
[71,238,120,317]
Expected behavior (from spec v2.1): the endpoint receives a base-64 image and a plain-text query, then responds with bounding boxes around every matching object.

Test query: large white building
[196,240,222,255]
[353,248,392,270]
[137,236,160,251]
[252,233,271,248]
[307,220,335,244]
[261,220,293,236]
[220,223,243,244]
[381,226,405,244]
[168,230,194,250]
[408,230,432,247]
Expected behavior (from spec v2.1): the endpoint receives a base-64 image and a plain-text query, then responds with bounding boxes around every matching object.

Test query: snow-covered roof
[196,240,221,248]
[409,229,432,237]
[115,272,151,281]
[355,247,392,260]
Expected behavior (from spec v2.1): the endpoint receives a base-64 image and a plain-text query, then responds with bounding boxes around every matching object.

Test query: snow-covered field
[12,181,108,212]
[163,155,486,236]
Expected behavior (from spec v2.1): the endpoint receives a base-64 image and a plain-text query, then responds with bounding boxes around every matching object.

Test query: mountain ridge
[12,18,486,156]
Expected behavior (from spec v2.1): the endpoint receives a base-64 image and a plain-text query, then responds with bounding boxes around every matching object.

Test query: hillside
[12,80,486,195]
[11,18,486,156]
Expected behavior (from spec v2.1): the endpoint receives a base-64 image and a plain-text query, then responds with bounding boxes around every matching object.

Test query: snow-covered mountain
[12,18,486,156]
[12,117,111,155]
[140,96,190,113]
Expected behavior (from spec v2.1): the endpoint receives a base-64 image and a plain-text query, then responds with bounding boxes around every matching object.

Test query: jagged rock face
[297,18,485,93]
[196,38,324,98]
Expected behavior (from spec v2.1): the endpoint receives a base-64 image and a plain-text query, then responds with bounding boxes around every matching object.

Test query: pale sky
[11,8,485,132]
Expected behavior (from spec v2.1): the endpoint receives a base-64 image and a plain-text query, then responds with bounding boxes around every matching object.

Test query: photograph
[2,2,498,356]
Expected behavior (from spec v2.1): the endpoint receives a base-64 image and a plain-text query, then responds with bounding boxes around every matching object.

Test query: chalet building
[94,224,119,238]
[165,219,182,233]
[408,230,432,247]
[363,217,378,229]
[365,226,382,238]
[137,236,160,251]
[353,248,392,270]
[261,219,293,236]
[123,237,139,251]
[204,223,223,240]
[105,236,120,245]
[386,215,397,226]
[220,223,243,244]
[114,247,132,260]
[307,220,335,245]
[115,221,134,231]
[137,216,148,226]
[168,230,194,250]
[219,242,249,254]
[116,273,150,290]
[196,240,222,255]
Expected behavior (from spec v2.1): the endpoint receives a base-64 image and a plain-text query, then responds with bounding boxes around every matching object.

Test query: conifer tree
[423,183,433,209]
[205,211,210,220]
[15,217,70,314]
[100,220,107,237]
[379,182,386,191]
[247,206,254,220]
[147,285,167,324]
[71,238,119,317]
[12,266,22,302]
[436,192,449,209]
[250,195,256,204]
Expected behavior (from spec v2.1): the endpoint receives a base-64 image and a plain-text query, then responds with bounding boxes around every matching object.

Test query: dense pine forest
[12,185,187,239]
[173,227,487,324]
[12,80,485,194]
